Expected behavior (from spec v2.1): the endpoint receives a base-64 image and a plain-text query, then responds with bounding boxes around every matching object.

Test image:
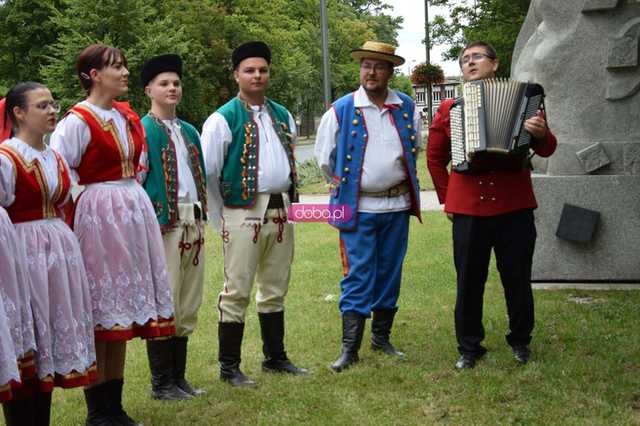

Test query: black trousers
[452,209,536,356]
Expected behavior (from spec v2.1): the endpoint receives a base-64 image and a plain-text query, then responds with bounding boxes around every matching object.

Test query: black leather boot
[172,337,204,396]
[371,309,405,357]
[218,322,256,387]
[330,311,366,372]
[34,391,52,425]
[258,311,308,375]
[3,395,36,426]
[107,378,143,426]
[146,339,192,400]
[84,382,114,426]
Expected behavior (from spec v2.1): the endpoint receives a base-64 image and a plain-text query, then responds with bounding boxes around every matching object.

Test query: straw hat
[350,41,405,66]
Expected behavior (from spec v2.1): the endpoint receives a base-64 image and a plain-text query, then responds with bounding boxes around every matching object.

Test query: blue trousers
[338,211,410,316]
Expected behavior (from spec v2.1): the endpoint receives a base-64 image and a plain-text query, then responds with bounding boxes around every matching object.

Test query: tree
[42,0,192,116]
[390,73,414,97]
[0,0,64,92]
[428,0,531,77]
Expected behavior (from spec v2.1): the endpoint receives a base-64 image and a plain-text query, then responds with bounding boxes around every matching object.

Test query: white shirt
[50,100,131,183]
[201,101,297,225]
[0,137,69,207]
[161,119,199,203]
[315,86,421,213]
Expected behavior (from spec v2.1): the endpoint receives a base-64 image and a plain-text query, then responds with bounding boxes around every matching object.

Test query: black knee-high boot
[371,309,405,357]
[259,311,308,375]
[146,338,191,401]
[330,311,366,372]
[172,337,204,396]
[84,382,112,426]
[3,394,36,426]
[34,391,52,426]
[218,322,256,387]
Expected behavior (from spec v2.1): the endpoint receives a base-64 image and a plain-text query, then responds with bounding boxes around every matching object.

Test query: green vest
[217,97,298,207]
[141,114,207,232]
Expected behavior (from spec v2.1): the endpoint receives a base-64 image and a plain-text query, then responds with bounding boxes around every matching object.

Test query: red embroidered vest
[68,102,145,185]
[0,145,71,223]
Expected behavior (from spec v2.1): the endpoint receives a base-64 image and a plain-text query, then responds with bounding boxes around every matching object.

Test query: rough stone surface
[544,142,628,175]
[576,143,611,173]
[512,0,640,145]
[624,143,640,174]
[531,175,640,281]
[512,0,640,282]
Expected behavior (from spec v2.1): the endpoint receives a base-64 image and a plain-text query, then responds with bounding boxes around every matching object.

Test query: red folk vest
[68,102,145,185]
[0,145,71,223]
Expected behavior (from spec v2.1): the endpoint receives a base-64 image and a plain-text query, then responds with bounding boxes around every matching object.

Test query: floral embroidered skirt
[15,218,97,392]
[74,179,175,341]
[0,207,36,400]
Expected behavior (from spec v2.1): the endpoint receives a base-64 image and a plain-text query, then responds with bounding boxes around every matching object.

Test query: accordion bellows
[450,78,545,174]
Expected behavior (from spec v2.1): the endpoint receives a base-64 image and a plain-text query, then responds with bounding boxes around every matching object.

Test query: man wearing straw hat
[315,41,422,372]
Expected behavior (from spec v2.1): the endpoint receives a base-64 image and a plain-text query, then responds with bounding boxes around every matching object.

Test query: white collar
[4,137,53,162]
[353,85,403,109]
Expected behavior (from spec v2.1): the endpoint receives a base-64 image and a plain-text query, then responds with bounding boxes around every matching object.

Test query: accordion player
[449,78,545,174]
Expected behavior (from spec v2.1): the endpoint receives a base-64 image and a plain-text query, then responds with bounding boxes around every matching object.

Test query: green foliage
[410,62,445,86]
[429,0,531,77]
[296,158,326,188]
[0,0,63,89]
[389,73,414,97]
[1,0,404,126]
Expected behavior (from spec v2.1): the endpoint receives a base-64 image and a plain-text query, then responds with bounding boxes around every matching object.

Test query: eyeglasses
[361,63,390,73]
[30,100,61,113]
[460,52,494,66]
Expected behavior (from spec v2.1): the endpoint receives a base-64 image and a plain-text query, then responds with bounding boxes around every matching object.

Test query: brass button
[411,147,417,153]
[344,167,350,173]
[355,109,361,116]
[407,124,413,129]
[341,177,347,183]
[410,135,416,141]
[351,130,357,137]
[352,119,359,126]
[480,196,485,200]
[346,154,352,161]
[403,112,409,119]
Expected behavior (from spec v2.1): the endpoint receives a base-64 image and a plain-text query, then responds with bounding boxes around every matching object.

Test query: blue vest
[328,91,422,230]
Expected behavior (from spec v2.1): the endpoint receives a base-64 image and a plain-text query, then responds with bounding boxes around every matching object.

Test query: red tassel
[0,98,13,142]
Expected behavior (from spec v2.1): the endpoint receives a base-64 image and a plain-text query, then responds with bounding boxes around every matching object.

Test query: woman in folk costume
[0,82,96,425]
[50,44,175,426]
[0,97,38,416]
[140,54,207,400]
[0,97,39,424]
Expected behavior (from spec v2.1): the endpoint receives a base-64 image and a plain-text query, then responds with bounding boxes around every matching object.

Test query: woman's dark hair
[458,41,498,66]
[76,43,128,92]
[4,81,47,125]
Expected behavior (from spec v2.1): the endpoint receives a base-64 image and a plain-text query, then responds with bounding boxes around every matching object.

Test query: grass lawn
[51,212,640,425]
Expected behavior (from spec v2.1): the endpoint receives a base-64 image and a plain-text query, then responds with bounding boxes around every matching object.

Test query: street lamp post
[424,0,433,126]
[320,0,332,110]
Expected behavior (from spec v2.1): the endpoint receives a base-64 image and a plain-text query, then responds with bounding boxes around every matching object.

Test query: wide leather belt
[361,181,410,198]
[267,193,285,209]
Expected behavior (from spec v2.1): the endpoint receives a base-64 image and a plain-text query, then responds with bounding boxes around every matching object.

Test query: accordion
[449,78,545,174]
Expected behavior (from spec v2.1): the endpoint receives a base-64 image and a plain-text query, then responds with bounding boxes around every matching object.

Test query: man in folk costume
[315,41,422,372]
[140,54,208,399]
[427,41,557,369]
[201,41,307,387]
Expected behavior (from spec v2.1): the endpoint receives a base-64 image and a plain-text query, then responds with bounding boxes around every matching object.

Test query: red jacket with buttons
[427,98,557,216]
